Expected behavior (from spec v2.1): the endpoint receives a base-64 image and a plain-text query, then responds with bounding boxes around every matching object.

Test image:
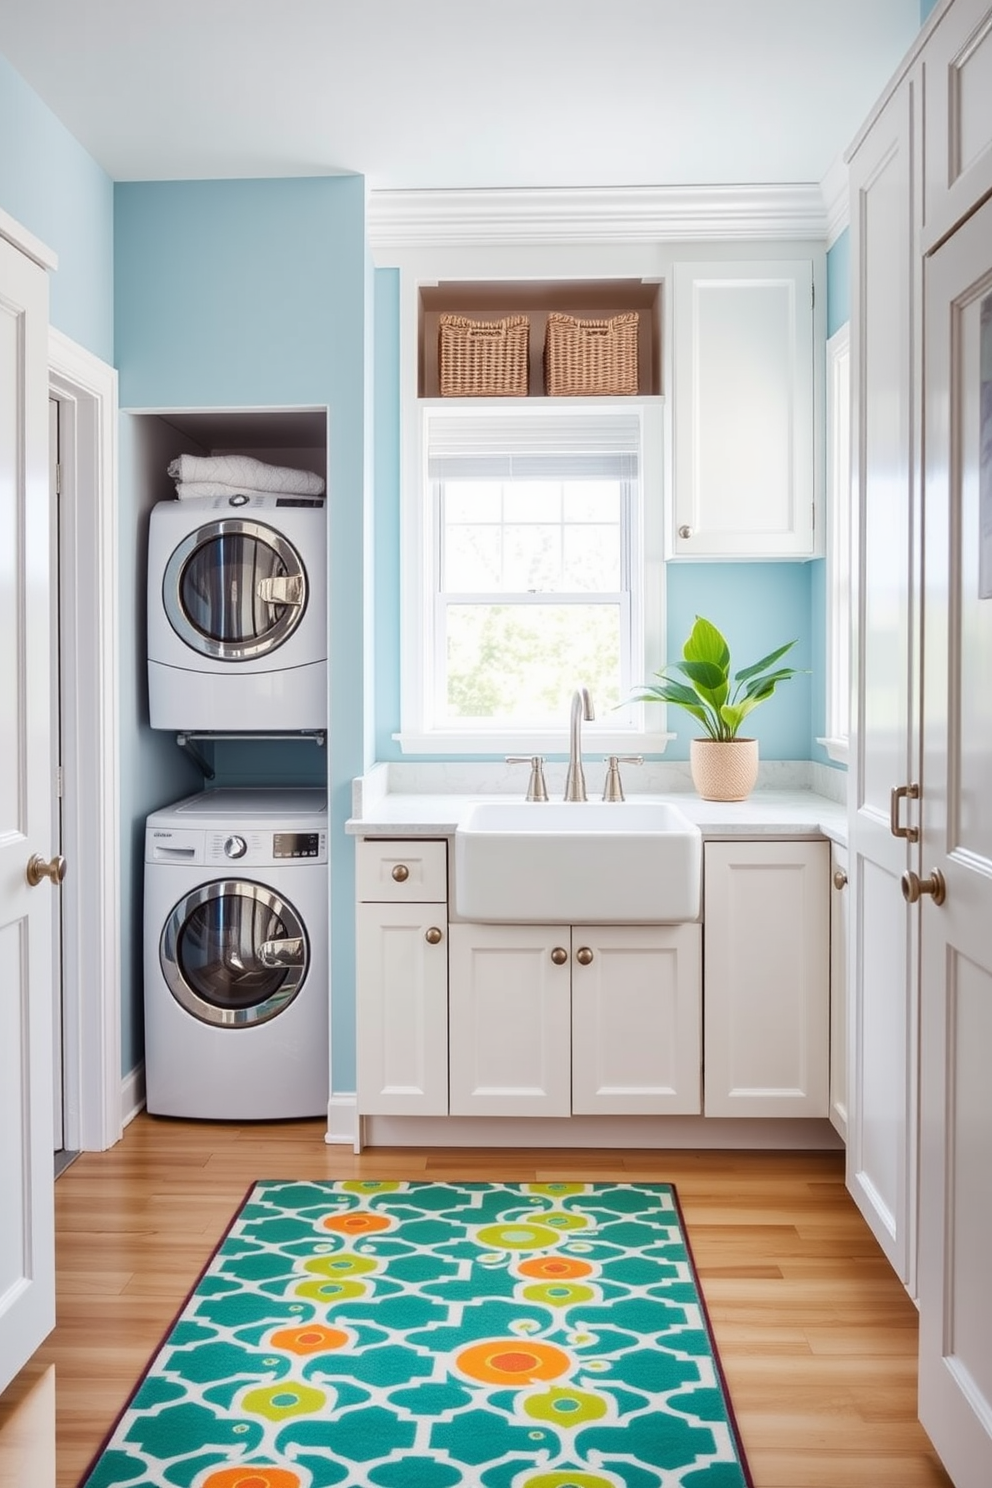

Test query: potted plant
[630,615,804,800]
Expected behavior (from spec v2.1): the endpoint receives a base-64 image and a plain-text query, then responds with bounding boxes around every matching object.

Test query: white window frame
[819,324,851,764]
[396,396,669,755]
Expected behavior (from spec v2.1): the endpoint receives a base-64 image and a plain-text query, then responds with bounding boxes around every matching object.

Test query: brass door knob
[26,853,67,887]
[550,947,568,965]
[425,926,443,945]
[391,863,410,882]
[833,869,848,889]
[575,947,594,965]
[901,869,946,906]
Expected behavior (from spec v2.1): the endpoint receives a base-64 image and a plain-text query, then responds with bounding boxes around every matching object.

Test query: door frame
[48,327,121,1152]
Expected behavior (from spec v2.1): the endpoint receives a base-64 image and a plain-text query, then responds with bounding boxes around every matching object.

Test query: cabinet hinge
[55,462,62,495]
[811,282,815,310]
[56,766,64,798]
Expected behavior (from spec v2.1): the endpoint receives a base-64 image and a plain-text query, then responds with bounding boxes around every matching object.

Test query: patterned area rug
[79,1180,752,1488]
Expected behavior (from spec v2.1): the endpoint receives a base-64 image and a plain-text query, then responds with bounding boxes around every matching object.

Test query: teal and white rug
[79,1180,752,1488]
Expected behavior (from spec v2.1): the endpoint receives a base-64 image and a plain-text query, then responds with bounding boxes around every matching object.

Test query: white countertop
[346,787,847,845]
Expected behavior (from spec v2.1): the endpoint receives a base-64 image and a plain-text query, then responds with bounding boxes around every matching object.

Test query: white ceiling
[0,0,922,192]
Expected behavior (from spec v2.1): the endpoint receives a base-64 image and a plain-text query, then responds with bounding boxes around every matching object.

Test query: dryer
[147,493,327,731]
[144,788,328,1120]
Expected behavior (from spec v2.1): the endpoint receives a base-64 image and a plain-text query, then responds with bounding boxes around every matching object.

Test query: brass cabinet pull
[889,783,920,843]
[575,947,594,966]
[26,852,67,887]
[901,869,946,906]
[425,926,443,945]
[833,869,848,890]
[391,863,410,882]
[550,947,568,965]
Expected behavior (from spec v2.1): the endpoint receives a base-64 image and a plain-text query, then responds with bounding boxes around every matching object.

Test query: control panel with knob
[224,835,248,860]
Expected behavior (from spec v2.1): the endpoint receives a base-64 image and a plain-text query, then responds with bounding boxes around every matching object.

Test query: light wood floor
[4,1115,954,1488]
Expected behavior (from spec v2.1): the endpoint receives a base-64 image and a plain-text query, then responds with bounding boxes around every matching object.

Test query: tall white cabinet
[846,60,923,1292]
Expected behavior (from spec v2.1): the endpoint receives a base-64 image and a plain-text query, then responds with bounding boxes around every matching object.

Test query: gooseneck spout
[564,687,595,802]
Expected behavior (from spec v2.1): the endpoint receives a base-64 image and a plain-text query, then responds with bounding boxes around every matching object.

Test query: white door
[846,73,922,1288]
[917,191,992,1488]
[0,232,58,1391]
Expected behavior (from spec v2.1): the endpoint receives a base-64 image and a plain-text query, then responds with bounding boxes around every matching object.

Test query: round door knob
[901,869,946,906]
[26,852,67,887]
[575,947,594,965]
[224,835,248,859]
[678,524,694,539]
[833,869,848,889]
[425,926,443,945]
[392,863,410,882]
[550,947,568,965]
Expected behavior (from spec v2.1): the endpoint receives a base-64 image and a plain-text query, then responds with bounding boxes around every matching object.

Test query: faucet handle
[602,755,643,802]
[506,755,549,802]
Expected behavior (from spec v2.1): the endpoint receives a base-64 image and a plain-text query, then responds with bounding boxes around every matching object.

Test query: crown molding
[367,184,829,252]
[820,153,850,248]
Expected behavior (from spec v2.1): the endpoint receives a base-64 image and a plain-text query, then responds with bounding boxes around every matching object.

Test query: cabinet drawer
[356,839,448,902]
[923,0,992,248]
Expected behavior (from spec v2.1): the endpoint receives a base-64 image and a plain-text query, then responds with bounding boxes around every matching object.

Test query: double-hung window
[397,401,667,753]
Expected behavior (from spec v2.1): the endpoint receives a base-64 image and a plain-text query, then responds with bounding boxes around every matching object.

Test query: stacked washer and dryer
[143,458,330,1120]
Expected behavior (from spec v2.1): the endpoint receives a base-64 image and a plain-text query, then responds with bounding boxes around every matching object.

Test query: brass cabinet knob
[391,863,410,882]
[575,947,594,965]
[901,869,946,906]
[425,926,443,945]
[833,869,848,890]
[550,947,568,965]
[26,853,67,887]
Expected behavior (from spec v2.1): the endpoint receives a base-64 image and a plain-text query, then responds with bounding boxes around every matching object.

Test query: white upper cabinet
[922,0,992,250]
[671,259,820,559]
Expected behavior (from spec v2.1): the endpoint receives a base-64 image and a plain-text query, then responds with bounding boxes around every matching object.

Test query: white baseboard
[325,1094,358,1145]
[121,1062,146,1128]
[349,1110,843,1151]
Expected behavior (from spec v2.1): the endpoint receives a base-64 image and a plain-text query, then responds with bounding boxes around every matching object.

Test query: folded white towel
[173,480,326,500]
[167,453,325,496]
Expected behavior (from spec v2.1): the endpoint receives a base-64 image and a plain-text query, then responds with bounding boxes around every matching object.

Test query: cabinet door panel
[829,844,849,1139]
[704,840,829,1118]
[571,925,701,1114]
[923,0,992,248]
[356,904,448,1115]
[448,924,570,1116]
[672,259,817,557]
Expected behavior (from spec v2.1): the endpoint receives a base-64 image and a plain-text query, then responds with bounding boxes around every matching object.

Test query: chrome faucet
[564,687,594,801]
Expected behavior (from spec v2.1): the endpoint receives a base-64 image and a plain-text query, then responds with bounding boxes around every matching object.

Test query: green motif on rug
[79,1180,751,1488]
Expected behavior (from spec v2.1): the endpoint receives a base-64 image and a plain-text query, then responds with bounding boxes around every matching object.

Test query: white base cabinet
[356,840,449,1116]
[703,840,830,1117]
[448,922,702,1118]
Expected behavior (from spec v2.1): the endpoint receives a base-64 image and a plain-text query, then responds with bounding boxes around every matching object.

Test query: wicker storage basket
[438,314,530,397]
[544,311,639,397]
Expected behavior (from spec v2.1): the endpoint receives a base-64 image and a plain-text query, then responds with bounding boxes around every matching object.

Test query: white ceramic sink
[454,799,702,923]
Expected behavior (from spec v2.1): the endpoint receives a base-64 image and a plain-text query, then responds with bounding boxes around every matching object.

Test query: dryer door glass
[164,519,308,660]
[161,880,309,1027]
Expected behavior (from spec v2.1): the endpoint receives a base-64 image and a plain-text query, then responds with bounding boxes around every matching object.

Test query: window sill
[816,735,850,765]
[394,729,676,757]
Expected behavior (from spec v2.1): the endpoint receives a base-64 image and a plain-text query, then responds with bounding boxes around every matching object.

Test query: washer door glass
[164,519,308,661]
[161,880,309,1027]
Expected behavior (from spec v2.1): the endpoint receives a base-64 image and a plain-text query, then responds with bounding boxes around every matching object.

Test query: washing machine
[147,493,327,731]
[144,788,329,1120]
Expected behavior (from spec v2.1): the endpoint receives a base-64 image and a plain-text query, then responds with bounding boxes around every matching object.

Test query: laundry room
[114,174,370,1107]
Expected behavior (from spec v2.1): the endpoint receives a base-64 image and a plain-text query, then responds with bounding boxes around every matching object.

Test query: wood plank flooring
[5,1115,954,1487]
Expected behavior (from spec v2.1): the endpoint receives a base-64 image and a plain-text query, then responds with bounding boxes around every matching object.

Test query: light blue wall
[0,52,114,362]
[115,175,368,1091]
[920,0,940,19]
[826,228,851,338]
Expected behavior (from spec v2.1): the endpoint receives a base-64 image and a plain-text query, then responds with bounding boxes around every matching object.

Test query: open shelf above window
[418,278,663,399]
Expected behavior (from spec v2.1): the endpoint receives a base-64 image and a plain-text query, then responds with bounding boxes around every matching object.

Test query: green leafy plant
[630,615,803,742]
